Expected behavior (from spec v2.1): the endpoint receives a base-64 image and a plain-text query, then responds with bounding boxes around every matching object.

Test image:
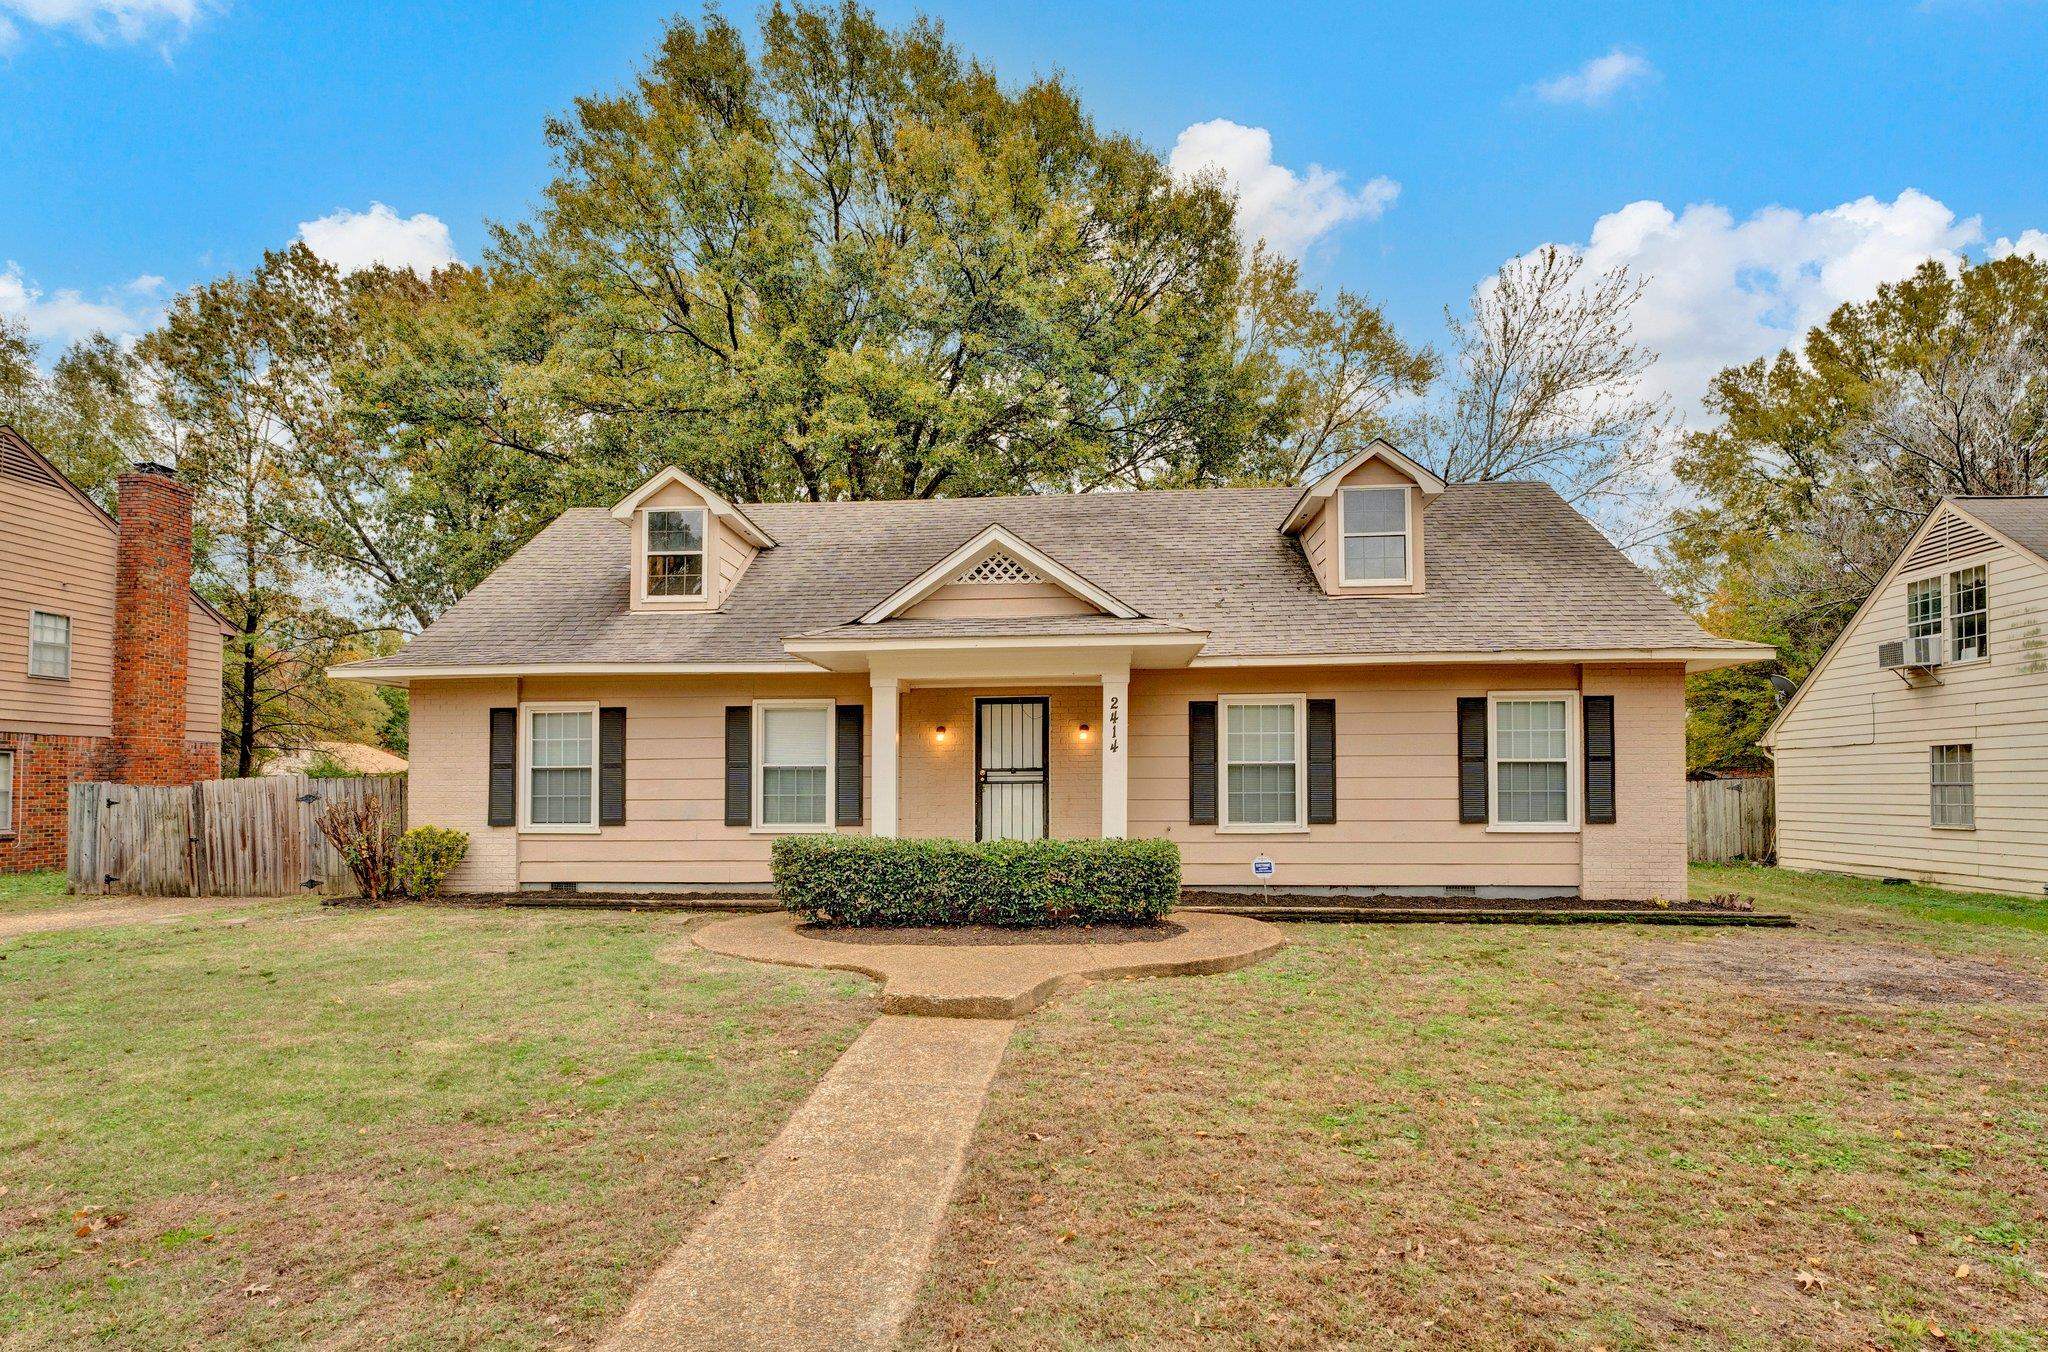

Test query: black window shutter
[487,707,517,827]
[1584,695,1616,825]
[835,704,863,826]
[598,706,627,826]
[1457,697,1488,824]
[1188,701,1218,825]
[724,706,752,827]
[1307,698,1337,825]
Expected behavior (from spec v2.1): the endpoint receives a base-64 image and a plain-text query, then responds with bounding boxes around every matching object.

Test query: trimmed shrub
[395,826,470,898]
[772,835,1180,928]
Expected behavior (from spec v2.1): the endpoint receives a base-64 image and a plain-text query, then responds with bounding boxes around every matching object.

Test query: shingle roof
[1955,496,2048,565]
[347,481,1752,671]
[793,615,1203,641]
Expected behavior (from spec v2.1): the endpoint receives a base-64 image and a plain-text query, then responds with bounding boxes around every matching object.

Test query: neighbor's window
[1906,577,1943,641]
[755,701,833,830]
[646,507,707,598]
[1930,744,1974,829]
[1339,486,1410,583]
[28,610,69,679]
[0,749,13,835]
[1221,696,1304,828]
[1950,565,1988,661]
[525,706,596,828]
[1491,695,1574,828]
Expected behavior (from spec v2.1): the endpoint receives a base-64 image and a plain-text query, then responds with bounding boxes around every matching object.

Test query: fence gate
[92,784,197,897]
[1686,778,1776,863]
[67,774,404,898]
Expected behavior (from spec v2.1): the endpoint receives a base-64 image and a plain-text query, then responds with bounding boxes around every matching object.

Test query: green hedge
[771,835,1180,928]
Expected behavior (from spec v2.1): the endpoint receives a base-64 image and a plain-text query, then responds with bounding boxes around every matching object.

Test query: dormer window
[1340,487,1410,584]
[646,508,707,598]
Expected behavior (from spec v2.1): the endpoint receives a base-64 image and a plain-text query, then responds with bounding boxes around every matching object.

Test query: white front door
[976,697,1047,841]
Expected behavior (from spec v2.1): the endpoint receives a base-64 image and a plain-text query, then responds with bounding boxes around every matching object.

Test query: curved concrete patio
[690,910,1285,1018]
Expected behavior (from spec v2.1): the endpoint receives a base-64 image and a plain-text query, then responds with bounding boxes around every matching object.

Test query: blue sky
[5,0,2048,416]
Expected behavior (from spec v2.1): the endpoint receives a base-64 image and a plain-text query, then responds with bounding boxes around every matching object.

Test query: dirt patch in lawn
[799,920,1185,947]
[1626,930,2048,1008]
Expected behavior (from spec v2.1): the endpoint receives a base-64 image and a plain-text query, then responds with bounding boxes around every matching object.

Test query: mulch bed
[1181,890,1753,914]
[799,920,1187,947]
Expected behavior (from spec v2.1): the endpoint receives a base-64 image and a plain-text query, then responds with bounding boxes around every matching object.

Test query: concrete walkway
[600,1015,1014,1352]
[692,910,1285,1017]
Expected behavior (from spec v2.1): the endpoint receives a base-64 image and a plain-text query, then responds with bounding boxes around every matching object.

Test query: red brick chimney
[111,462,203,784]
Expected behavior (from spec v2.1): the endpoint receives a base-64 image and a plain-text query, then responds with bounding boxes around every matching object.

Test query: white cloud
[0,0,201,46]
[1168,119,1399,258]
[1521,189,1984,417]
[1991,228,2048,261]
[295,203,459,278]
[1533,48,1656,107]
[0,262,155,346]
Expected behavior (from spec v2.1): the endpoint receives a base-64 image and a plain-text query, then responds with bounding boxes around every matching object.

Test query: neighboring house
[0,428,232,872]
[334,440,1768,898]
[1764,496,2048,898]
[260,742,409,777]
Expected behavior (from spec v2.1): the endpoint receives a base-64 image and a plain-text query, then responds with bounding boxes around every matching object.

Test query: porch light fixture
[1078,722,1091,741]
[934,724,948,743]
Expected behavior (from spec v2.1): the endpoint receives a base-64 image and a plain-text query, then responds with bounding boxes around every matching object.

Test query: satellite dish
[1767,674,1798,706]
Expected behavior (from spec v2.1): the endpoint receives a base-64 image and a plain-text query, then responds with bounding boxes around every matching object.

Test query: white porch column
[870,675,900,836]
[1100,672,1129,839]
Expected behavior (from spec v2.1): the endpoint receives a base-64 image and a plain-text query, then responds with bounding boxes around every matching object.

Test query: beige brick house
[336,441,1768,899]
[0,428,231,871]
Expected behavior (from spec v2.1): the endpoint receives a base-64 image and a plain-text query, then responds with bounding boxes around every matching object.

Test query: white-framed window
[28,610,70,679]
[1488,692,1579,831]
[1219,694,1307,831]
[1949,566,1988,662]
[0,749,13,835]
[1930,744,1974,829]
[519,702,599,831]
[753,699,835,832]
[1338,486,1411,584]
[1906,576,1943,641]
[645,507,708,598]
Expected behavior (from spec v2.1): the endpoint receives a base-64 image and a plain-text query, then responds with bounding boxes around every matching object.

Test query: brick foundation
[0,732,114,872]
[0,732,218,873]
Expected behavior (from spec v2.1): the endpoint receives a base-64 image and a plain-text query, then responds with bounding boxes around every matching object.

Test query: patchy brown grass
[0,903,873,1349]
[906,869,2048,1350]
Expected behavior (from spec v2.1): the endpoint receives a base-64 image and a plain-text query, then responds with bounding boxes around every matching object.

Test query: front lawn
[0,870,69,914]
[907,867,2048,1349]
[0,903,872,1348]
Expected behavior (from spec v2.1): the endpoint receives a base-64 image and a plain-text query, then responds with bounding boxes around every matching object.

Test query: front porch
[859,659,1138,843]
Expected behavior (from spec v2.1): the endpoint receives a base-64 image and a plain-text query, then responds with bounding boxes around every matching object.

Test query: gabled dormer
[611,467,776,612]
[1280,438,1446,597]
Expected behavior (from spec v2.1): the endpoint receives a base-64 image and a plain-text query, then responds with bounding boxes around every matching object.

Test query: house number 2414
[1107,695,1120,753]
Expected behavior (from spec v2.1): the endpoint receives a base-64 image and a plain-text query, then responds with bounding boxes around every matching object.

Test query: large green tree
[485,2,1423,502]
[138,248,394,775]
[0,317,165,507]
[1669,252,2048,770]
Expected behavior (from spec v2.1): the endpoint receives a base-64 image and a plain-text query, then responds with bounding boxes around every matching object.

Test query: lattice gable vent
[1901,510,1999,573]
[951,552,1044,585]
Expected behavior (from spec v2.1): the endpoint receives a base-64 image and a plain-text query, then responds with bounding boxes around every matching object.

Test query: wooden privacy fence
[67,774,405,898]
[1687,778,1775,863]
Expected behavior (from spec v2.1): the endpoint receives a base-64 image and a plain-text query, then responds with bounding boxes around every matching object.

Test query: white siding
[1772,510,2048,897]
